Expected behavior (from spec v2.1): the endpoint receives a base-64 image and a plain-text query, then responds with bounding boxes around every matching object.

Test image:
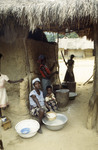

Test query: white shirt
[0,74,9,88]
[0,74,9,108]
[29,89,44,107]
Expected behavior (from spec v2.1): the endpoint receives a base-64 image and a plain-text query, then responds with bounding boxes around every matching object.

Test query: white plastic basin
[15,119,40,138]
[42,113,68,131]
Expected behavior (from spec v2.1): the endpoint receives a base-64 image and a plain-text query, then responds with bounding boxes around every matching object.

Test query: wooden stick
[23,38,31,92]
[83,74,93,85]
[61,51,67,66]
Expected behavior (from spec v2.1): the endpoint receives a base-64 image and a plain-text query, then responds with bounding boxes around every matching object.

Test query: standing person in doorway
[38,55,58,97]
[64,54,75,82]
[0,53,23,117]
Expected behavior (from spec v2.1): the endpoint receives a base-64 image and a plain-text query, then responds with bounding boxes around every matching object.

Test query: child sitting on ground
[45,85,57,111]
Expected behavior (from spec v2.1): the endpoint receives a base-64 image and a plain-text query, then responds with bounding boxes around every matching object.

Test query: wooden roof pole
[23,38,31,93]
[56,32,61,84]
[94,23,98,131]
[23,38,30,74]
[87,23,98,130]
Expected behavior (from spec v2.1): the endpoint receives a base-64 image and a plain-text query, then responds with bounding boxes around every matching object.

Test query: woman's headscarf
[32,78,40,88]
[37,55,46,63]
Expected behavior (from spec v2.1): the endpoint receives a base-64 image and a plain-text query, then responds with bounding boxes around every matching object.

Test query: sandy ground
[59,57,94,83]
[1,57,98,150]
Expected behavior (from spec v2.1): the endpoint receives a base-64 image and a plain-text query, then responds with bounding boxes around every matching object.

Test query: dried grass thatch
[0,0,97,34]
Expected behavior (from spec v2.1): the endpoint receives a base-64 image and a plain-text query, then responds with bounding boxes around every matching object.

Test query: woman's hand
[55,71,59,74]
[53,61,58,67]
[20,79,24,82]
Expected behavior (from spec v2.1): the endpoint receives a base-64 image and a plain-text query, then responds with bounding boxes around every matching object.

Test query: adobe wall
[0,38,27,91]
[0,36,59,114]
[26,39,59,86]
[0,37,59,92]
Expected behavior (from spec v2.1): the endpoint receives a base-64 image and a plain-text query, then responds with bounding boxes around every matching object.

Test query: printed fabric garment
[29,89,45,107]
[0,74,9,108]
[45,93,56,102]
[30,105,47,116]
[40,64,51,78]
[46,100,57,111]
[45,93,57,111]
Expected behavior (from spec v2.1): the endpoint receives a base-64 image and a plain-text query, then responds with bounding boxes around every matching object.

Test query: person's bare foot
[38,128,42,134]
[2,107,6,110]
[7,104,9,108]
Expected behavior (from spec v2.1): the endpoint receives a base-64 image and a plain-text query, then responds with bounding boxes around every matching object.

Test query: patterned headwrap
[37,55,45,63]
[32,78,40,88]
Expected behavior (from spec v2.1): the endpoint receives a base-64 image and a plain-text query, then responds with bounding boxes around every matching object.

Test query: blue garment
[42,78,51,98]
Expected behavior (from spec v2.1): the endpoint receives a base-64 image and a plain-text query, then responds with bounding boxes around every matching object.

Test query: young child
[0,53,23,117]
[45,85,57,111]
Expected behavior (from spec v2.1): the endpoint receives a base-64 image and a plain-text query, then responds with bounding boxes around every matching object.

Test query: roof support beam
[87,23,98,130]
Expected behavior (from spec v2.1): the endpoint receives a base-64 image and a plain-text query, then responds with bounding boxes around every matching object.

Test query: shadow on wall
[28,28,56,45]
[28,28,48,42]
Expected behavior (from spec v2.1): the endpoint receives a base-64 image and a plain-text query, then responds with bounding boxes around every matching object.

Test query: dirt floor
[1,57,98,150]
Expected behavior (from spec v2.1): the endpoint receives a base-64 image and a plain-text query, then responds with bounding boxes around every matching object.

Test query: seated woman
[29,78,47,133]
[45,85,58,111]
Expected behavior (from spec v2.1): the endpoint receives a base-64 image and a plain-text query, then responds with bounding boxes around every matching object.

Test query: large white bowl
[15,119,40,138]
[42,113,68,131]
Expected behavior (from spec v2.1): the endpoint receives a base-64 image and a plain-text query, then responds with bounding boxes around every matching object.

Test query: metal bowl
[42,113,68,131]
[69,92,77,100]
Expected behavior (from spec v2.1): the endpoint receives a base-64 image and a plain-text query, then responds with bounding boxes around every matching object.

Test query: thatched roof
[0,0,97,34]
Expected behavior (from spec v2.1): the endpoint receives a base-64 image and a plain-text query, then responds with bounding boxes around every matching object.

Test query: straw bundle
[19,76,29,114]
[0,0,97,34]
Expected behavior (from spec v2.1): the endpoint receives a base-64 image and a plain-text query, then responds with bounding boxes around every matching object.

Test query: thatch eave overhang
[0,0,97,38]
